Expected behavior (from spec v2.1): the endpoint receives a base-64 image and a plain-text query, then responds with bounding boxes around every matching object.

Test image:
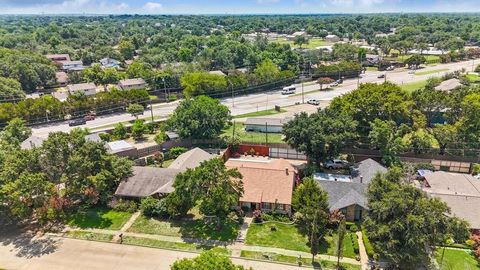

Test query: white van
[281,85,296,95]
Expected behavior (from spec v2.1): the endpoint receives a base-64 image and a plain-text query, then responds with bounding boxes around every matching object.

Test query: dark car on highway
[68,118,86,127]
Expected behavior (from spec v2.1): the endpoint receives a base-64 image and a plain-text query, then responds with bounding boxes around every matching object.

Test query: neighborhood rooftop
[244,117,290,127]
[119,78,146,86]
[168,147,213,171]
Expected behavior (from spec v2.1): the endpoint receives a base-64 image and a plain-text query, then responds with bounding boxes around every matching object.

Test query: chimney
[285,167,289,175]
[360,176,363,183]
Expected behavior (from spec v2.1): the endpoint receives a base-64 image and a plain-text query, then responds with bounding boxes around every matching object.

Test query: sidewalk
[356,231,369,270]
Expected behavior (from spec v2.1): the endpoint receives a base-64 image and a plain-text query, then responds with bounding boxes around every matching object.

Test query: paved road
[31,59,476,138]
[0,234,305,270]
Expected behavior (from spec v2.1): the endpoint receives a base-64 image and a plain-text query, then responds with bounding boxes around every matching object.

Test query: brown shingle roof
[225,159,295,205]
[115,166,181,198]
[168,147,213,171]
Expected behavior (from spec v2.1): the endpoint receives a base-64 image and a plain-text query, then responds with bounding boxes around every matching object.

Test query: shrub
[350,224,358,232]
[466,239,476,248]
[145,122,156,134]
[140,197,168,218]
[99,132,111,142]
[362,227,376,258]
[168,93,178,102]
[113,200,138,213]
[154,131,167,145]
[270,225,277,231]
[166,147,188,159]
[351,233,359,254]
[253,209,262,223]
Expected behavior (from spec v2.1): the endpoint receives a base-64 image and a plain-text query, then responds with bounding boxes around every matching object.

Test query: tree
[1,117,31,146]
[404,54,426,67]
[167,95,231,139]
[317,77,334,90]
[101,68,120,88]
[369,119,409,166]
[112,123,128,140]
[364,169,470,269]
[292,177,330,262]
[167,158,243,226]
[431,124,458,155]
[127,103,144,119]
[294,35,309,49]
[140,197,167,218]
[131,119,146,140]
[180,72,227,97]
[171,250,246,270]
[336,219,346,268]
[283,109,357,165]
[119,39,135,60]
[0,77,24,99]
[254,59,281,83]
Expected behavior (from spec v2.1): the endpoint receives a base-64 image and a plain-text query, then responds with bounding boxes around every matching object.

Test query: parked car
[377,74,385,79]
[84,113,95,121]
[336,78,343,84]
[307,99,320,106]
[408,70,415,74]
[324,159,350,170]
[68,118,86,127]
[330,82,339,87]
[386,66,395,71]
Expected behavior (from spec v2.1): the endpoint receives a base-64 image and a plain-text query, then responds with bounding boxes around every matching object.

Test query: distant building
[244,117,291,133]
[51,91,69,102]
[100,58,121,68]
[60,60,85,72]
[325,34,340,43]
[118,78,147,91]
[435,78,463,92]
[67,83,97,96]
[46,54,71,62]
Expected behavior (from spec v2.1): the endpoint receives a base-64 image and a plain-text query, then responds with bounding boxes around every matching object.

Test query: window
[262,202,271,209]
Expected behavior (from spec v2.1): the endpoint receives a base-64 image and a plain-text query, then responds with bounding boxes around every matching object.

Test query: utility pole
[230,80,235,107]
[149,98,154,122]
[265,122,268,146]
[162,77,167,102]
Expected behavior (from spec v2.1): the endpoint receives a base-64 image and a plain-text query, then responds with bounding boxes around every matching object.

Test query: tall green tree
[167,95,231,139]
[292,177,330,262]
[283,109,357,165]
[368,119,409,166]
[364,169,470,269]
[119,39,135,60]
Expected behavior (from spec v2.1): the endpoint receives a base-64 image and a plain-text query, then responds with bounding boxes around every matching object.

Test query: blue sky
[0,0,479,14]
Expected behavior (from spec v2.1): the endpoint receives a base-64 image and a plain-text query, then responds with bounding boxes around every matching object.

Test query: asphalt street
[31,59,476,137]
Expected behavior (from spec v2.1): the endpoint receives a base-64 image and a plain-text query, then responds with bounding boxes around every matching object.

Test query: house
[315,158,387,221]
[107,140,137,157]
[55,72,68,86]
[51,91,69,102]
[60,60,85,72]
[46,54,71,62]
[115,148,213,199]
[244,117,291,133]
[435,78,463,92]
[364,54,381,66]
[421,171,480,229]
[100,58,121,68]
[225,158,298,215]
[325,34,340,43]
[67,83,97,96]
[118,78,147,91]
[21,133,104,150]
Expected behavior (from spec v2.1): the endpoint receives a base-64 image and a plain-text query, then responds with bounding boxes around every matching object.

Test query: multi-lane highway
[31,59,477,137]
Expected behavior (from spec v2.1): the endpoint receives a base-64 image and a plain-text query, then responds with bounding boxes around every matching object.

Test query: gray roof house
[21,133,104,150]
[115,148,213,199]
[118,78,147,91]
[315,158,387,221]
[245,117,291,133]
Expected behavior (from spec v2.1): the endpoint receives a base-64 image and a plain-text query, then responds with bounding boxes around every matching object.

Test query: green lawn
[162,158,175,168]
[233,108,286,119]
[387,54,440,63]
[65,230,114,242]
[435,248,480,270]
[414,68,448,76]
[221,122,284,144]
[128,215,240,242]
[466,74,480,83]
[122,236,231,254]
[399,80,429,93]
[273,37,331,49]
[240,250,361,270]
[65,207,133,230]
[245,222,357,258]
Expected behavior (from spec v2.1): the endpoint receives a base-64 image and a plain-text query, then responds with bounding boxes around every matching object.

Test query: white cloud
[257,0,280,4]
[1,0,129,14]
[143,2,163,11]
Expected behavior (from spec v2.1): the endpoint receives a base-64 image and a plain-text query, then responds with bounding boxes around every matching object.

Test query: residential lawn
[414,68,448,76]
[161,158,175,168]
[466,74,480,83]
[65,207,133,230]
[399,80,429,93]
[240,250,361,270]
[128,215,240,242]
[273,37,331,49]
[435,248,480,270]
[366,67,378,71]
[388,54,440,63]
[233,108,286,119]
[221,122,284,144]
[245,222,357,258]
[122,236,231,254]
[65,230,114,242]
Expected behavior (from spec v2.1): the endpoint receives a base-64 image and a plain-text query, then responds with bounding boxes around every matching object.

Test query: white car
[307,99,320,106]
[330,82,339,87]
[281,85,296,95]
[324,159,350,170]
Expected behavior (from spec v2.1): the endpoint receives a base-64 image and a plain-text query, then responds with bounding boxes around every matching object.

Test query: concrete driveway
[0,233,304,270]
